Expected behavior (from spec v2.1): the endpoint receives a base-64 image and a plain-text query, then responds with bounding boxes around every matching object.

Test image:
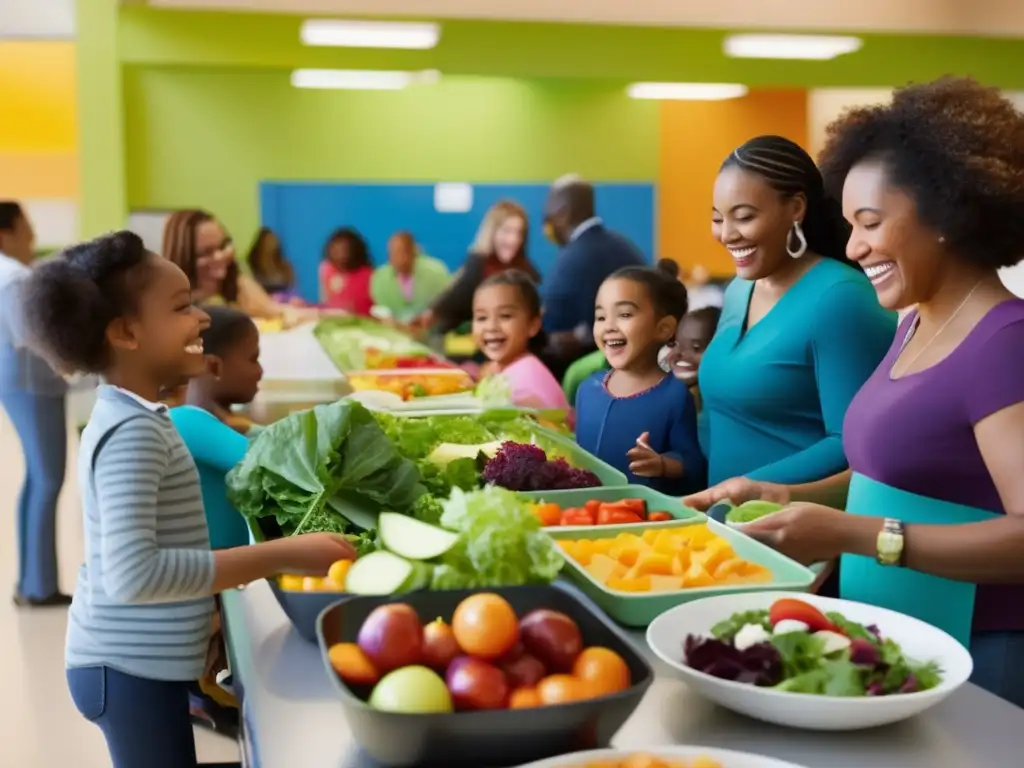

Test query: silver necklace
[891,280,982,378]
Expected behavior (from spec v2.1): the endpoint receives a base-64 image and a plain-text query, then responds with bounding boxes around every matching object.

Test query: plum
[519,609,582,673]
[445,656,509,710]
[357,603,424,675]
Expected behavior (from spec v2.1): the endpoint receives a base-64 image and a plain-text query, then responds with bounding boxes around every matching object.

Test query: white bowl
[519,745,808,768]
[646,591,973,731]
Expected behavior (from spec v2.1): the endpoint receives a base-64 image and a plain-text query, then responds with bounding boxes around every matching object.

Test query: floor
[0,392,241,767]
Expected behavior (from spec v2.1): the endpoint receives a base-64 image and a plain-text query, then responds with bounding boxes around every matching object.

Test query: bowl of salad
[519,746,808,768]
[646,592,973,730]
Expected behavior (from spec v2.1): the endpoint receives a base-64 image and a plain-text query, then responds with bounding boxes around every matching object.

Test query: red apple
[519,609,583,673]
[445,656,509,710]
[357,604,423,675]
[422,618,460,672]
[500,652,547,689]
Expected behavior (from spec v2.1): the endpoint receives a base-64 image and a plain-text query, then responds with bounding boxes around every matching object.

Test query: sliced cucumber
[378,512,459,561]
[426,441,504,466]
[345,551,415,595]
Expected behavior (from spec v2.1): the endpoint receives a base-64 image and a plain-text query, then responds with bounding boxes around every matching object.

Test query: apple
[499,652,547,689]
[369,666,453,713]
[519,609,583,673]
[445,656,509,711]
[422,618,460,671]
[357,604,424,674]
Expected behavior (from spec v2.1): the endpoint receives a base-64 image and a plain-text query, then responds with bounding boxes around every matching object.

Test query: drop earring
[786,220,808,259]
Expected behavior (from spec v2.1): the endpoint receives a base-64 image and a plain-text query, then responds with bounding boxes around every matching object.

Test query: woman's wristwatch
[876,518,905,567]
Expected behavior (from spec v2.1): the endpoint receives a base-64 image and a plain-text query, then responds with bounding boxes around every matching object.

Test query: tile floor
[0,393,241,766]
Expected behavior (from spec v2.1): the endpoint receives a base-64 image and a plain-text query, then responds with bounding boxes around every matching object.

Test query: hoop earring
[787,220,808,259]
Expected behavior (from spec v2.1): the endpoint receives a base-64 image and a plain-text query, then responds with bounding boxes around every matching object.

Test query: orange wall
[0,41,78,199]
[658,89,808,277]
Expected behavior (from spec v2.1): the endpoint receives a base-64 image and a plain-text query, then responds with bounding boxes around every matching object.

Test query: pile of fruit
[278,558,353,592]
[348,371,474,400]
[364,347,453,370]
[562,756,722,768]
[531,498,674,527]
[327,593,633,713]
[558,524,772,593]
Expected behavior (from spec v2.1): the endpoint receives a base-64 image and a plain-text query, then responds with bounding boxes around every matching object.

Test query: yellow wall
[658,90,809,277]
[0,41,78,199]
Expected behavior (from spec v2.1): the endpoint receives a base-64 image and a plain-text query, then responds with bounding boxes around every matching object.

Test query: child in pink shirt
[473,271,569,412]
[319,227,374,315]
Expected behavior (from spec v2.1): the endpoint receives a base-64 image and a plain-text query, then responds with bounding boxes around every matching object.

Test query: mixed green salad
[684,597,942,696]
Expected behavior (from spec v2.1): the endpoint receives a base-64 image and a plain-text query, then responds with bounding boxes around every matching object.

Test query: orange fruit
[572,646,631,696]
[327,643,379,686]
[508,686,543,709]
[452,593,519,660]
[536,674,589,706]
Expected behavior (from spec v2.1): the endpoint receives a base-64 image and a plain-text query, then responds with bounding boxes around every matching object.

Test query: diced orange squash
[574,540,594,566]
[635,552,674,576]
[681,562,716,588]
[607,575,651,592]
[585,554,621,583]
[671,551,690,575]
[591,538,615,555]
[713,557,746,580]
[692,540,733,572]
[612,544,642,567]
[682,524,714,546]
[648,575,686,592]
[641,528,661,545]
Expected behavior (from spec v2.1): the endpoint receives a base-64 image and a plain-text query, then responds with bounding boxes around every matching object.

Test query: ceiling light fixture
[627,82,749,101]
[290,69,440,91]
[300,19,441,49]
[723,34,862,60]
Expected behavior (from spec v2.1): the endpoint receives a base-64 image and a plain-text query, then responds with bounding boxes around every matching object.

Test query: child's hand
[627,432,667,477]
[277,533,357,575]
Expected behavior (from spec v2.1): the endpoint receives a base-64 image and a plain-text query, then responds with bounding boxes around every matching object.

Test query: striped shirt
[0,252,67,396]
[66,386,217,681]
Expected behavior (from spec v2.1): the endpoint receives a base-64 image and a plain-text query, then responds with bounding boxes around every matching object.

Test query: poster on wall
[127,210,172,255]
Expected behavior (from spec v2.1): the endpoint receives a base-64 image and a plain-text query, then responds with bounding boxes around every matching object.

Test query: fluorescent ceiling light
[724,34,862,60]
[301,19,440,49]
[291,69,440,90]
[627,82,748,101]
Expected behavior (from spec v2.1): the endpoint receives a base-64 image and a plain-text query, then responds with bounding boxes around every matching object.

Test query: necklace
[890,280,983,378]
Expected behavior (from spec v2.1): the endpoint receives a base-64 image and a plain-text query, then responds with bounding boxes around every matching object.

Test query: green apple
[368,665,454,714]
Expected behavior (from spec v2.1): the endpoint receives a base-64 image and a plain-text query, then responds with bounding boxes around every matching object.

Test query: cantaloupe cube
[590,538,614,555]
[636,552,674,576]
[641,528,661,545]
[648,574,685,592]
[713,557,746,581]
[557,540,577,557]
[607,575,651,592]
[683,524,714,546]
[671,551,690,575]
[682,562,716,588]
[739,563,773,583]
[574,540,595,566]
[693,540,732,572]
[611,545,642,567]
[585,554,621,583]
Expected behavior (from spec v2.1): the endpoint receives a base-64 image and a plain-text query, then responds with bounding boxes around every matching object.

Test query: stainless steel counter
[221,582,1019,768]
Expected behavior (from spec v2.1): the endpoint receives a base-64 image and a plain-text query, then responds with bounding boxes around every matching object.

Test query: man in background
[540,174,645,379]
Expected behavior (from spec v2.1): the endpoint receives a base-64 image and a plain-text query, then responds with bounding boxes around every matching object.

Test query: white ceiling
[147,0,1024,37]
[0,0,74,39]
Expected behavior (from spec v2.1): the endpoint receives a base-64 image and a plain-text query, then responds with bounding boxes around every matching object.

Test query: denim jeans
[67,666,198,768]
[0,392,66,599]
[970,631,1024,709]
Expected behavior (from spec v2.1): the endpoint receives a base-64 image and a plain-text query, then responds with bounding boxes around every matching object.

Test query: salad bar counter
[221,580,1022,768]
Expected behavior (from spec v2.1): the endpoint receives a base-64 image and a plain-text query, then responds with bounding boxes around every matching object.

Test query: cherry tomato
[647,511,673,522]
[572,646,631,696]
[597,505,644,525]
[452,593,520,659]
[769,598,838,633]
[537,674,590,705]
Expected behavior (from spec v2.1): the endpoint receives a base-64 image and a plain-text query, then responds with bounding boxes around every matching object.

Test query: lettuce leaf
[227,400,423,535]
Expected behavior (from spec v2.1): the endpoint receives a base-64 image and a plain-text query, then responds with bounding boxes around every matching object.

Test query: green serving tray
[547,520,816,628]
[537,429,627,488]
[519,485,704,532]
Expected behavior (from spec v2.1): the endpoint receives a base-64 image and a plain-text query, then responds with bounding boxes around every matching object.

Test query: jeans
[67,666,199,768]
[0,391,66,599]
[970,631,1024,709]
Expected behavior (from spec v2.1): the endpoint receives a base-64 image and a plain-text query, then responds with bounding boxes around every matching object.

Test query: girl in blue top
[575,266,706,496]
[700,135,895,486]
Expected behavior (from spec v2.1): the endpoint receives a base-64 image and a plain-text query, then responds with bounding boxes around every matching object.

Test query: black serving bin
[315,584,654,768]
[268,578,348,642]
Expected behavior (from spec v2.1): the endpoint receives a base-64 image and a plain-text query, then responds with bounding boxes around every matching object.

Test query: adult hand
[627,432,666,477]
[276,533,357,575]
[742,503,849,565]
[682,477,790,511]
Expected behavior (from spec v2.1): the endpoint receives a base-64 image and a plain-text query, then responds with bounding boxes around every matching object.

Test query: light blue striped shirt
[0,252,67,396]
[66,386,217,681]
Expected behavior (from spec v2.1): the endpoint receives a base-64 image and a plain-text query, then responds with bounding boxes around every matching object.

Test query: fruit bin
[547,520,816,628]
[267,577,347,642]
[519,485,705,531]
[315,584,654,768]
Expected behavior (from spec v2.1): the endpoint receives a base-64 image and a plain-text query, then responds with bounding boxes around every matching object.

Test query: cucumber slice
[378,512,459,561]
[345,551,415,595]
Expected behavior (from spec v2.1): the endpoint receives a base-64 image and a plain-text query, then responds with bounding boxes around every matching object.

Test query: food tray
[267,577,348,642]
[519,485,705,532]
[547,520,816,628]
[316,583,654,767]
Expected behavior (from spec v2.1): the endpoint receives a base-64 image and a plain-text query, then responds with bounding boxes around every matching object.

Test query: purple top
[843,299,1024,632]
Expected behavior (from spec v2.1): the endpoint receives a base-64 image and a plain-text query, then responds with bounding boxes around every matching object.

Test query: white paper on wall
[127,210,172,255]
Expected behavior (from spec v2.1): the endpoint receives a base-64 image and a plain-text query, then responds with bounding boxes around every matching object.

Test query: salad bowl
[518,745,809,768]
[646,591,973,731]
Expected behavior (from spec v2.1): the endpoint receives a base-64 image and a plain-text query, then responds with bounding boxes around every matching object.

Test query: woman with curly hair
[685,77,1024,705]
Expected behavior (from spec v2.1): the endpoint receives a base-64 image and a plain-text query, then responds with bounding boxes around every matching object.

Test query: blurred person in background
[420,200,540,334]
[319,227,375,316]
[0,201,69,607]
[371,231,451,324]
[541,174,646,379]
[246,227,298,303]
[684,263,726,311]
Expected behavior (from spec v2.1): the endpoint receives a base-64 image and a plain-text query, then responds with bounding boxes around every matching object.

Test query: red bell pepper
[596,505,644,525]
[647,511,672,522]
[560,507,596,526]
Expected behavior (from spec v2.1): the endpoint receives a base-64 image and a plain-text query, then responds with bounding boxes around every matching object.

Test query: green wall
[123,69,658,243]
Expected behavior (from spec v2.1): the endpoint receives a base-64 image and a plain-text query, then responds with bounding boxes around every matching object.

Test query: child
[575,266,706,496]
[319,227,374,315]
[667,307,721,460]
[472,270,569,412]
[22,231,355,768]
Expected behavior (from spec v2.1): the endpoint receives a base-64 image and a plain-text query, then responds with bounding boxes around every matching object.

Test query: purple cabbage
[849,638,881,667]
[684,635,783,687]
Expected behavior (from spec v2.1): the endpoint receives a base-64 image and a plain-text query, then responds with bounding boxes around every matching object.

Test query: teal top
[169,405,251,550]
[699,259,896,486]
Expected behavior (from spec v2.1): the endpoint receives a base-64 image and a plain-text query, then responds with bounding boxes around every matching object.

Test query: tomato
[597,505,644,525]
[536,674,590,705]
[647,511,672,522]
[769,598,838,633]
[451,593,520,659]
[560,507,596,526]
[508,686,543,709]
[572,647,631,696]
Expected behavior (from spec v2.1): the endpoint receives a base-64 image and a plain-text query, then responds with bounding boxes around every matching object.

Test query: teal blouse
[169,405,251,550]
[699,259,896,486]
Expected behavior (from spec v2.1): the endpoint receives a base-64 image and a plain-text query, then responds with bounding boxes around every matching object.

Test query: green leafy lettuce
[226,400,423,536]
